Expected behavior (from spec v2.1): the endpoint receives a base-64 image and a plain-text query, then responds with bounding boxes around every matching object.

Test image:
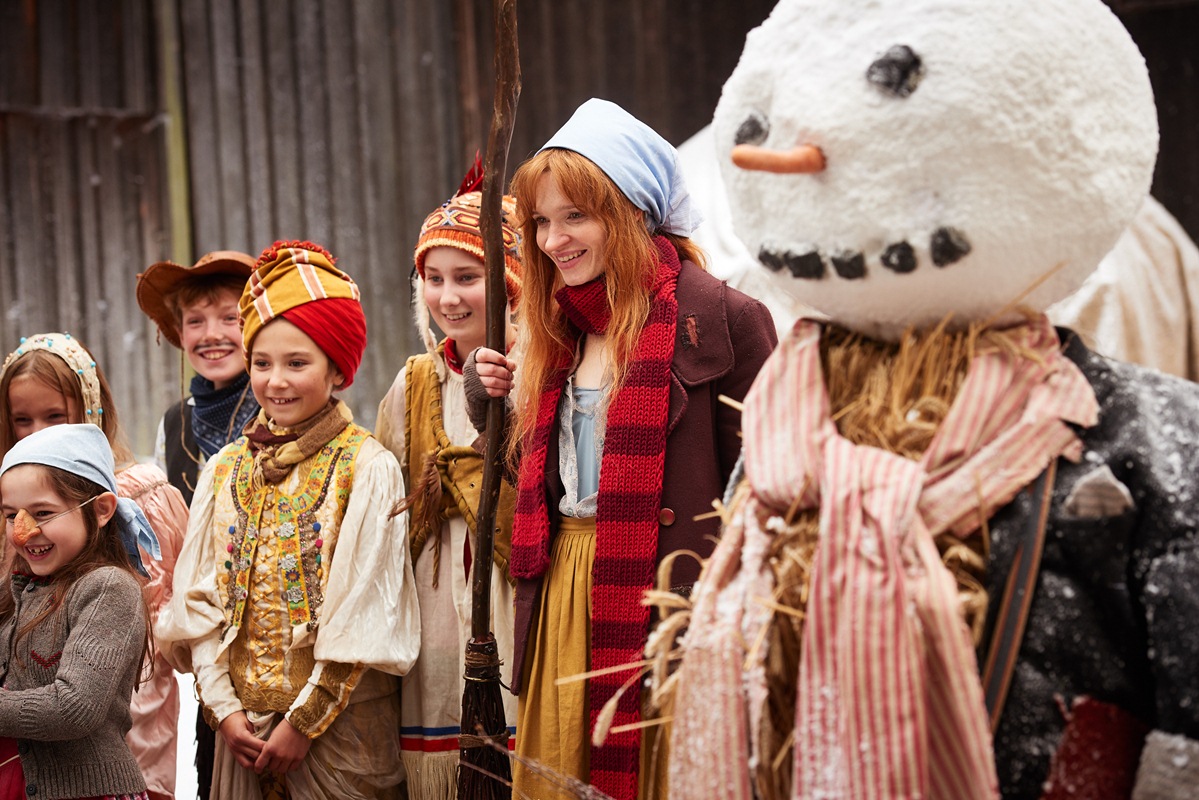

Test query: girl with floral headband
[158,241,419,799]
[469,99,777,799]
[375,164,522,798]
[0,333,182,800]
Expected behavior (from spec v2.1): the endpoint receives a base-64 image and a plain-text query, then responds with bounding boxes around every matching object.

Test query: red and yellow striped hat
[240,241,367,387]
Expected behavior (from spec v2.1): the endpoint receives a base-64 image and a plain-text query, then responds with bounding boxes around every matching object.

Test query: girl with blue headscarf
[0,333,182,800]
[0,423,157,799]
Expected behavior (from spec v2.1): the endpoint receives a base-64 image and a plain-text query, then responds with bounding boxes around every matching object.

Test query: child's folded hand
[218,711,265,770]
[255,718,312,774]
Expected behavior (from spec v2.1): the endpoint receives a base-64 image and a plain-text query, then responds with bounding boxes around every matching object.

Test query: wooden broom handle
[472,0,521,641]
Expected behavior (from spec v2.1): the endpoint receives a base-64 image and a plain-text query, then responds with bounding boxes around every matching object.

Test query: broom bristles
[459,636,513,799]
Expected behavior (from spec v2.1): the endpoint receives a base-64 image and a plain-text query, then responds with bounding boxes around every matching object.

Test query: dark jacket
[510,261,777,692]
[162,399,199,506]
[985,330,1199,798]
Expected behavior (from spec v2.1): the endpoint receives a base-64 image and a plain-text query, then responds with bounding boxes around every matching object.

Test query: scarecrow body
[665,0,1199,797]
[984,337,1199,798]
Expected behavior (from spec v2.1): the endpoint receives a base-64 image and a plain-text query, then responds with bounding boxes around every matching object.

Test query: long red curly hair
[506,148,705,460]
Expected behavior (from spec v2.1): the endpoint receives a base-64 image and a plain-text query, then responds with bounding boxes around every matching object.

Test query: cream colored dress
[157,425,420,799]
[376,357,517,800]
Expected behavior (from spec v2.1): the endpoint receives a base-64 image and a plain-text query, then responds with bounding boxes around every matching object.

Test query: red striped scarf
[511,235,681,799]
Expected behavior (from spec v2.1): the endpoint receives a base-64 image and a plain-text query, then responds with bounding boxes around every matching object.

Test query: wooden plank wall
[1117,2,1199,243]
[175,0,780,430]
[0,0,173,457]
[173,0,464,428]
[1,0,779,453]
[458,0,779,168]
[15,0,1188,453]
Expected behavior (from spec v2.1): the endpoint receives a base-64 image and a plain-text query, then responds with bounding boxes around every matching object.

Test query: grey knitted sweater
[0,566,147,799]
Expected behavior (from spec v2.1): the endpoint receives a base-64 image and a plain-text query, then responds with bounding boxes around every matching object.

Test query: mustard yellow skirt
[512,516,669,800]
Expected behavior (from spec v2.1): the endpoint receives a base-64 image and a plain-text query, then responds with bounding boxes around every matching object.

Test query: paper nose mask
[9,494,101,547]
[12,509,40,546]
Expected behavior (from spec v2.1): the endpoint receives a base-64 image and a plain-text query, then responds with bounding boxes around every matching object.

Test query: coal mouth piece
[758,226,971,280]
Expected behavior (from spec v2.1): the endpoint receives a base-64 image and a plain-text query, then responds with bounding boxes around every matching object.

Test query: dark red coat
[510,261,777,693]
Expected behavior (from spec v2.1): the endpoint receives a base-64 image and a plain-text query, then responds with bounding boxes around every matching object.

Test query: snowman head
[715,0,1158,340]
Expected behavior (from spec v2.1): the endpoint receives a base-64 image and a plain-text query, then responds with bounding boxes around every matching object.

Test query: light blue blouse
[557,380,604,518]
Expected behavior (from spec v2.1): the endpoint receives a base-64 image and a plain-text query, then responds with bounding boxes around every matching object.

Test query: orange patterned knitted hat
[413,160,522,304]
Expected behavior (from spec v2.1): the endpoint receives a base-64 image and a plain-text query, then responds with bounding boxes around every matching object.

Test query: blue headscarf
[1,424,160,577]
[541,98,702,236]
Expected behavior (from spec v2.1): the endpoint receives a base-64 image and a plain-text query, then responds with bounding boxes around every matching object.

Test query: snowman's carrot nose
[731,143,826,174]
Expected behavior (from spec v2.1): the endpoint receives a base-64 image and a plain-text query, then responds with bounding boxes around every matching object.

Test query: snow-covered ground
[175,672,199,799]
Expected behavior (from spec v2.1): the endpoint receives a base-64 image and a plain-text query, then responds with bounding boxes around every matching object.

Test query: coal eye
[866,45,924,98]
[734,112,770,146]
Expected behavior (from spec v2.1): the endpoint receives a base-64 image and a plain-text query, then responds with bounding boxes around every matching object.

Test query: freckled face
[179,290,245,388]
[249,319,343,428]
[7,375,81,440]
[532,174,609,287]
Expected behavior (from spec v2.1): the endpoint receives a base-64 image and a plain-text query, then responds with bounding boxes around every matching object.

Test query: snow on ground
[175,672,199,800]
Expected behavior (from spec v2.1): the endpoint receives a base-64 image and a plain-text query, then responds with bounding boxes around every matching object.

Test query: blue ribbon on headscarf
[541,98,703,236]
[1,424,161,578]
[114,497,159,578]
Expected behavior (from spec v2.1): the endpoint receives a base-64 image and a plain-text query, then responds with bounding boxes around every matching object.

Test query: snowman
[661,1,1199,798]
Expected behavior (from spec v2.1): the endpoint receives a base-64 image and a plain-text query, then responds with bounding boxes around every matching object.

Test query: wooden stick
[472,0,521,640]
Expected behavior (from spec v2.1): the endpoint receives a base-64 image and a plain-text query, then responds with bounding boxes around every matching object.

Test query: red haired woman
[471,99,777,799]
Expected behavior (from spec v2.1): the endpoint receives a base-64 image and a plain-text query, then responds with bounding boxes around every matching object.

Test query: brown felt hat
[136,251,256,348]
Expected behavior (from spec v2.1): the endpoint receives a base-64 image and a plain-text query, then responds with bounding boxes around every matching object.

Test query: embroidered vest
[403,351,514,580]
[210,424,369,640]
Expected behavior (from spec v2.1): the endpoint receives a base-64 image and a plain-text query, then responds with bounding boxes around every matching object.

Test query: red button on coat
[658,507,676,526]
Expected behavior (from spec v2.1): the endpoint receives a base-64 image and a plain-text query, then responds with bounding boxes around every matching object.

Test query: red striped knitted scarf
[511,235,681,799]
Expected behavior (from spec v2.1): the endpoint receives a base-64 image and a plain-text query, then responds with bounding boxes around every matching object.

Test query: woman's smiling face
[532,173,609,287]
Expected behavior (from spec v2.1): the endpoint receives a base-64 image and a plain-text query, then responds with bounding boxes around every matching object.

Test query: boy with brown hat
[137,251,260,506]
[136,250,259,799]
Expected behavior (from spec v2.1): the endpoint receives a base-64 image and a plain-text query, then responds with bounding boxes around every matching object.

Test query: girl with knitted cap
[469,99,777,799]
[157,241,420,799]
[375,165,522,798]
[0,333,182,800]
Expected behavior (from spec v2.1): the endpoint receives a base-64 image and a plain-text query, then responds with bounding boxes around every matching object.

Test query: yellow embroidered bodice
[209,424,368,712]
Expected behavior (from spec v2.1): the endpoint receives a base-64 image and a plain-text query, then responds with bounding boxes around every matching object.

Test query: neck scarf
[243,398,353,485]
[443,338,465,375]
[190,372,259,459]
[511,235,681,799]
[670,316,1097,799]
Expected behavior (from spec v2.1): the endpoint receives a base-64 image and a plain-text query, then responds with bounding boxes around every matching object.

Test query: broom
[458,0,521,797]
